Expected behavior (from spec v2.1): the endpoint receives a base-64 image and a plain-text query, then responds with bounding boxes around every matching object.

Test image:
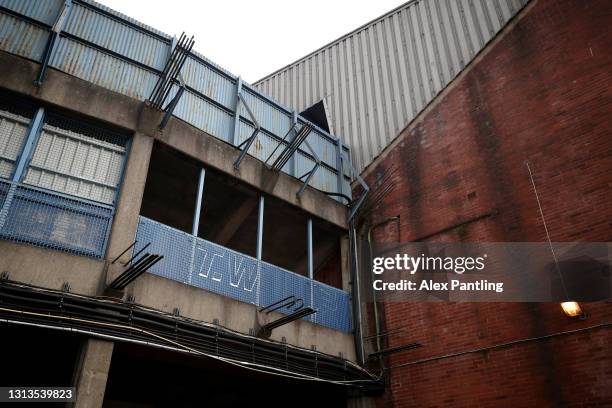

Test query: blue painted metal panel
[135,216,352,332]
[50,37,160,100]
[182,56,236,111]
[259,261,312,317]
[239,88,293,141]
[0,181,112,257]
[312,281,352,332]
[0,12,49,61]
[173,89,234,143]
[64,2,171,71]
[0,180,7,207]
[0,0,63,26]
[0,2,353,201]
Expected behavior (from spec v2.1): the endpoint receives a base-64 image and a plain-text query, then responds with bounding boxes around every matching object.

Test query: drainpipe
[348,218,365,365]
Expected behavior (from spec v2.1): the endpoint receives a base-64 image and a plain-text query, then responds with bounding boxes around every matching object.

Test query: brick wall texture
[358,0,612,406]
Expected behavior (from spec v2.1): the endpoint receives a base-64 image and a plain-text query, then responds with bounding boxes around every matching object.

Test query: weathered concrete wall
[359,0,612,406]
[0,241,105,295]
[0,51,348,230]
[127,272,356,360]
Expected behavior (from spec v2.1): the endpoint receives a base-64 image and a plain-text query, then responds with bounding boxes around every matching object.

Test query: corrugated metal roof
[254,0,530,173]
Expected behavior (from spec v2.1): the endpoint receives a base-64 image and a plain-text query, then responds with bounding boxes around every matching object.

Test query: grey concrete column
[340,235,350,292]
[104,132,154,285]
[74,338,114,408]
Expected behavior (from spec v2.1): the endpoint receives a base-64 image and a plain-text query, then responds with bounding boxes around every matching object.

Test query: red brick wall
[358,0,612,406]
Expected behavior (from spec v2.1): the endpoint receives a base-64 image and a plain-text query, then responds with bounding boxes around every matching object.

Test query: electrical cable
[0,306,382,385]
[3,280,372,377]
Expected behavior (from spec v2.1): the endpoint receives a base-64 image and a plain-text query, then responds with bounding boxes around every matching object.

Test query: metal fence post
[0,107,45,230]
[188,168,206,284]
[255,194,264,306]
[335,139,344,199]
[232,77,243,146]
[307,217,314,321]
[291,111,298,177]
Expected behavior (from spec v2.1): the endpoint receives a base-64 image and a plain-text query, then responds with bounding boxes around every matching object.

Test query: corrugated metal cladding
[0,109,30,179]
[23,122,126,205]
[254,0,529,173]
[0,0,352,198]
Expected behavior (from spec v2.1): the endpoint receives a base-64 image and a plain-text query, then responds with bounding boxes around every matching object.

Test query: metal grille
[0,109,30,179]
[23,113,127,205]
[135,216,352,332]
[0,179,113,257]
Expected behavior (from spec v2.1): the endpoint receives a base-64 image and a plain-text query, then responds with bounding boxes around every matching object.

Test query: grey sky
[98,0,406,83]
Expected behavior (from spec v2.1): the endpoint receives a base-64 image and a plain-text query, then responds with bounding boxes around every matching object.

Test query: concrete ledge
[127,272,357,361]
[0,241,106,296]
[0,51,348,230]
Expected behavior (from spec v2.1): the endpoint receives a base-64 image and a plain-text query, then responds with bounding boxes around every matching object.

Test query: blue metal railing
[0,179,113,257]
[134,216,352,333]
[0,0,353,199]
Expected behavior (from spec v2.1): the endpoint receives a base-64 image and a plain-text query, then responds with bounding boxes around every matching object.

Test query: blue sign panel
[135,216,352,332]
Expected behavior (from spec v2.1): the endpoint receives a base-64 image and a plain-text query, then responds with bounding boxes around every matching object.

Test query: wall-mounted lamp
[560,301,585,318]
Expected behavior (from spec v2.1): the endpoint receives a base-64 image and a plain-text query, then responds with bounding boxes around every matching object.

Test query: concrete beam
[152,113,348,229]
[293,237,337,276]
[127,272,357,361]
[210,196,258,245]
[0,51,348,230]
[74,338,114,408]
[340,235,351,293]
[0,241,105,296]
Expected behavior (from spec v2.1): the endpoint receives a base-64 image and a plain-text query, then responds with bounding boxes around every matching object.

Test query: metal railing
[134,216,352,333]
[0,0,353,200]
[0,179,113,257]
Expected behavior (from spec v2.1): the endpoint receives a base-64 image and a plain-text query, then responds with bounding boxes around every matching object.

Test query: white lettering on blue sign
[229,252,258,291]
[196,246,259,292]
[197,246,224,281]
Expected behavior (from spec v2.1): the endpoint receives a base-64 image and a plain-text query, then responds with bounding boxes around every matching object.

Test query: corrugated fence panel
[0,0,351,199]
[239,88,293,141]
[0,0,63,26]
[0,109,30,179]
[0,12,49,61]
[254,0,529,172]
[174,89,234,143]
[50,36,159,100]
[64,2,171,71]
[24,123,125,205]
[182,56,236,111]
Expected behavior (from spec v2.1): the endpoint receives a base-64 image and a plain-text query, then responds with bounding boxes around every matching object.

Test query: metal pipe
[348,219,365,365]
[232,77,243,146]
[0,107,45,230]
[307,218,313,280]
[255,195,264,306]
[192,168,206,237]
[123,242,150,266]
[110,240,136,264]
[307,217,314,321]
